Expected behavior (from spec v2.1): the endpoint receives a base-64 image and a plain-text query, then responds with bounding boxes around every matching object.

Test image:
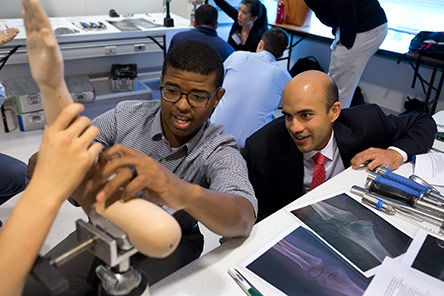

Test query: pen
[228,267,263,296]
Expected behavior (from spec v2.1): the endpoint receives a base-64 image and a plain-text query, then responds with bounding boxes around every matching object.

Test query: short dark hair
[262,28,288,59]
[325,76,339,111]
[195,4,218,28]
[163,40,224,89]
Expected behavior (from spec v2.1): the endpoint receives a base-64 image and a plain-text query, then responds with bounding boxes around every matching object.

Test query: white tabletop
[0,13,191,46]
[150,163,440,295]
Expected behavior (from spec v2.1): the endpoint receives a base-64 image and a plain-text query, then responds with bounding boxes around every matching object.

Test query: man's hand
[22,0,64,91]
[96,144,193,210]
[350,147,404,171]
[0,28,19,46]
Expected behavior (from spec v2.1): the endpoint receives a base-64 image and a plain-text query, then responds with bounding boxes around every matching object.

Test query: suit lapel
[280,129,304,199]
[334,119,361,168]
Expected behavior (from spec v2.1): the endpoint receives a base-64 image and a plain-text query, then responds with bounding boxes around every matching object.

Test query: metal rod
[49,237,96,267]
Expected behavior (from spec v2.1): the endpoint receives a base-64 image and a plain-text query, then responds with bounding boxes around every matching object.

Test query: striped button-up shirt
[92,100,258,216]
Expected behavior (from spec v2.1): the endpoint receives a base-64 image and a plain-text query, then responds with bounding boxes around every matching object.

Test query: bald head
[283,70,339,112]
[281,70,341,153]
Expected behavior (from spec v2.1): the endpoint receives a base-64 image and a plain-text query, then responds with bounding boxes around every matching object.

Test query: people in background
[213,0,268,52]
[24,38,257,294]
[304,0,388,108]
[210,28,291,148]
[0,28,26,208]
[242,70,436,221]
[170,4,234,61]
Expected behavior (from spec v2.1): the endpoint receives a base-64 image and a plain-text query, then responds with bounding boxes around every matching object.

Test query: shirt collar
[256,50,276,63]
[195,26,218,37]
[151,107,208,152]
[303,130,337,161]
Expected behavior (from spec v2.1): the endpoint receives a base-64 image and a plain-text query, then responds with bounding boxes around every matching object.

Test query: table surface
[272,16,416,58]
[0,13,191,46]
[150,163,442,295]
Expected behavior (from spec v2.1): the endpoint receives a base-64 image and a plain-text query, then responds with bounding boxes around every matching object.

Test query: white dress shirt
[303,131,345,193]
[302,131,408,193]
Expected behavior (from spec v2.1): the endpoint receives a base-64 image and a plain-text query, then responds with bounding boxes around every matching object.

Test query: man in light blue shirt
[210,28,291,148]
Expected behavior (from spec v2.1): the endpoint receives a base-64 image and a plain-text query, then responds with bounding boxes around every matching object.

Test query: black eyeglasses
[159,85,221,108]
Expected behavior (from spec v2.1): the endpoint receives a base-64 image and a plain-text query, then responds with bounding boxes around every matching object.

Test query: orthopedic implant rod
[351,185,444,235]
[376,166,444,203]
[366,172,444,218]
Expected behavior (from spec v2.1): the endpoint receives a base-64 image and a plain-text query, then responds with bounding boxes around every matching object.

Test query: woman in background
[213,0,268,52]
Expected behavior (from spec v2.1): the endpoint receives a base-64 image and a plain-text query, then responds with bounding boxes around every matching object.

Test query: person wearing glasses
[26,39,257,295]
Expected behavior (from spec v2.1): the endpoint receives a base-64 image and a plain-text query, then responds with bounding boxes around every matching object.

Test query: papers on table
[414,152,444,186]
[241,223,372,296]
[364,231,444,296]
[240,191,444,295]
[432,110,444,153]
[288,191,412,277]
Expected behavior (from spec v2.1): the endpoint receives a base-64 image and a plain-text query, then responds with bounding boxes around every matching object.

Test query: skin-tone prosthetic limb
[0,27,19,46]
[0,104,103,296]
[22,0,181,257]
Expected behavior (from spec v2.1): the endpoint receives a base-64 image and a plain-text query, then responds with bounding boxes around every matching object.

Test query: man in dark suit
[242,70,437,221]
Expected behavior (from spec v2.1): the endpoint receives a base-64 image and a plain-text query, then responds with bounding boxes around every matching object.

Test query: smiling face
[282,71,341,153]
[160,65,224,148]
[238,4,257,27]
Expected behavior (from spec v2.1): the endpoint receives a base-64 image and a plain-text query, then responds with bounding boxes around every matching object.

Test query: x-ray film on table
[242,224,372,296]
[290,192,412,275]
[405,233,444,282]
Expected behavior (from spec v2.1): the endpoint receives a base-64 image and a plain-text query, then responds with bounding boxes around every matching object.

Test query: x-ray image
[412,235,444,281]
[246,227,371,296]
[291,193,412,272]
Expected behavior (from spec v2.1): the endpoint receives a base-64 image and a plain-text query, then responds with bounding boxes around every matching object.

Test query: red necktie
[310,152,326,190]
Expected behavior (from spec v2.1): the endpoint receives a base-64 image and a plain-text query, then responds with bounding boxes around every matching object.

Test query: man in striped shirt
[27,40,257,294]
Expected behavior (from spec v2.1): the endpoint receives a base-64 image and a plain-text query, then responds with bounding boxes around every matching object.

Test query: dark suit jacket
[242,104,437,221]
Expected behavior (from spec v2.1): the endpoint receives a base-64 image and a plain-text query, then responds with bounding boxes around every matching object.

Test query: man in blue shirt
[169,4,234,61]
[0,28,27,208]
[210,28,291,148]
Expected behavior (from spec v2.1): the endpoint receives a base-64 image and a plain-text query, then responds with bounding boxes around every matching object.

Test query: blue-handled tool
[372,173,422,197]
[376,166,429,193]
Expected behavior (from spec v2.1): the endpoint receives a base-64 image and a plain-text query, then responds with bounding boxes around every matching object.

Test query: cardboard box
[284,0,312,27]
